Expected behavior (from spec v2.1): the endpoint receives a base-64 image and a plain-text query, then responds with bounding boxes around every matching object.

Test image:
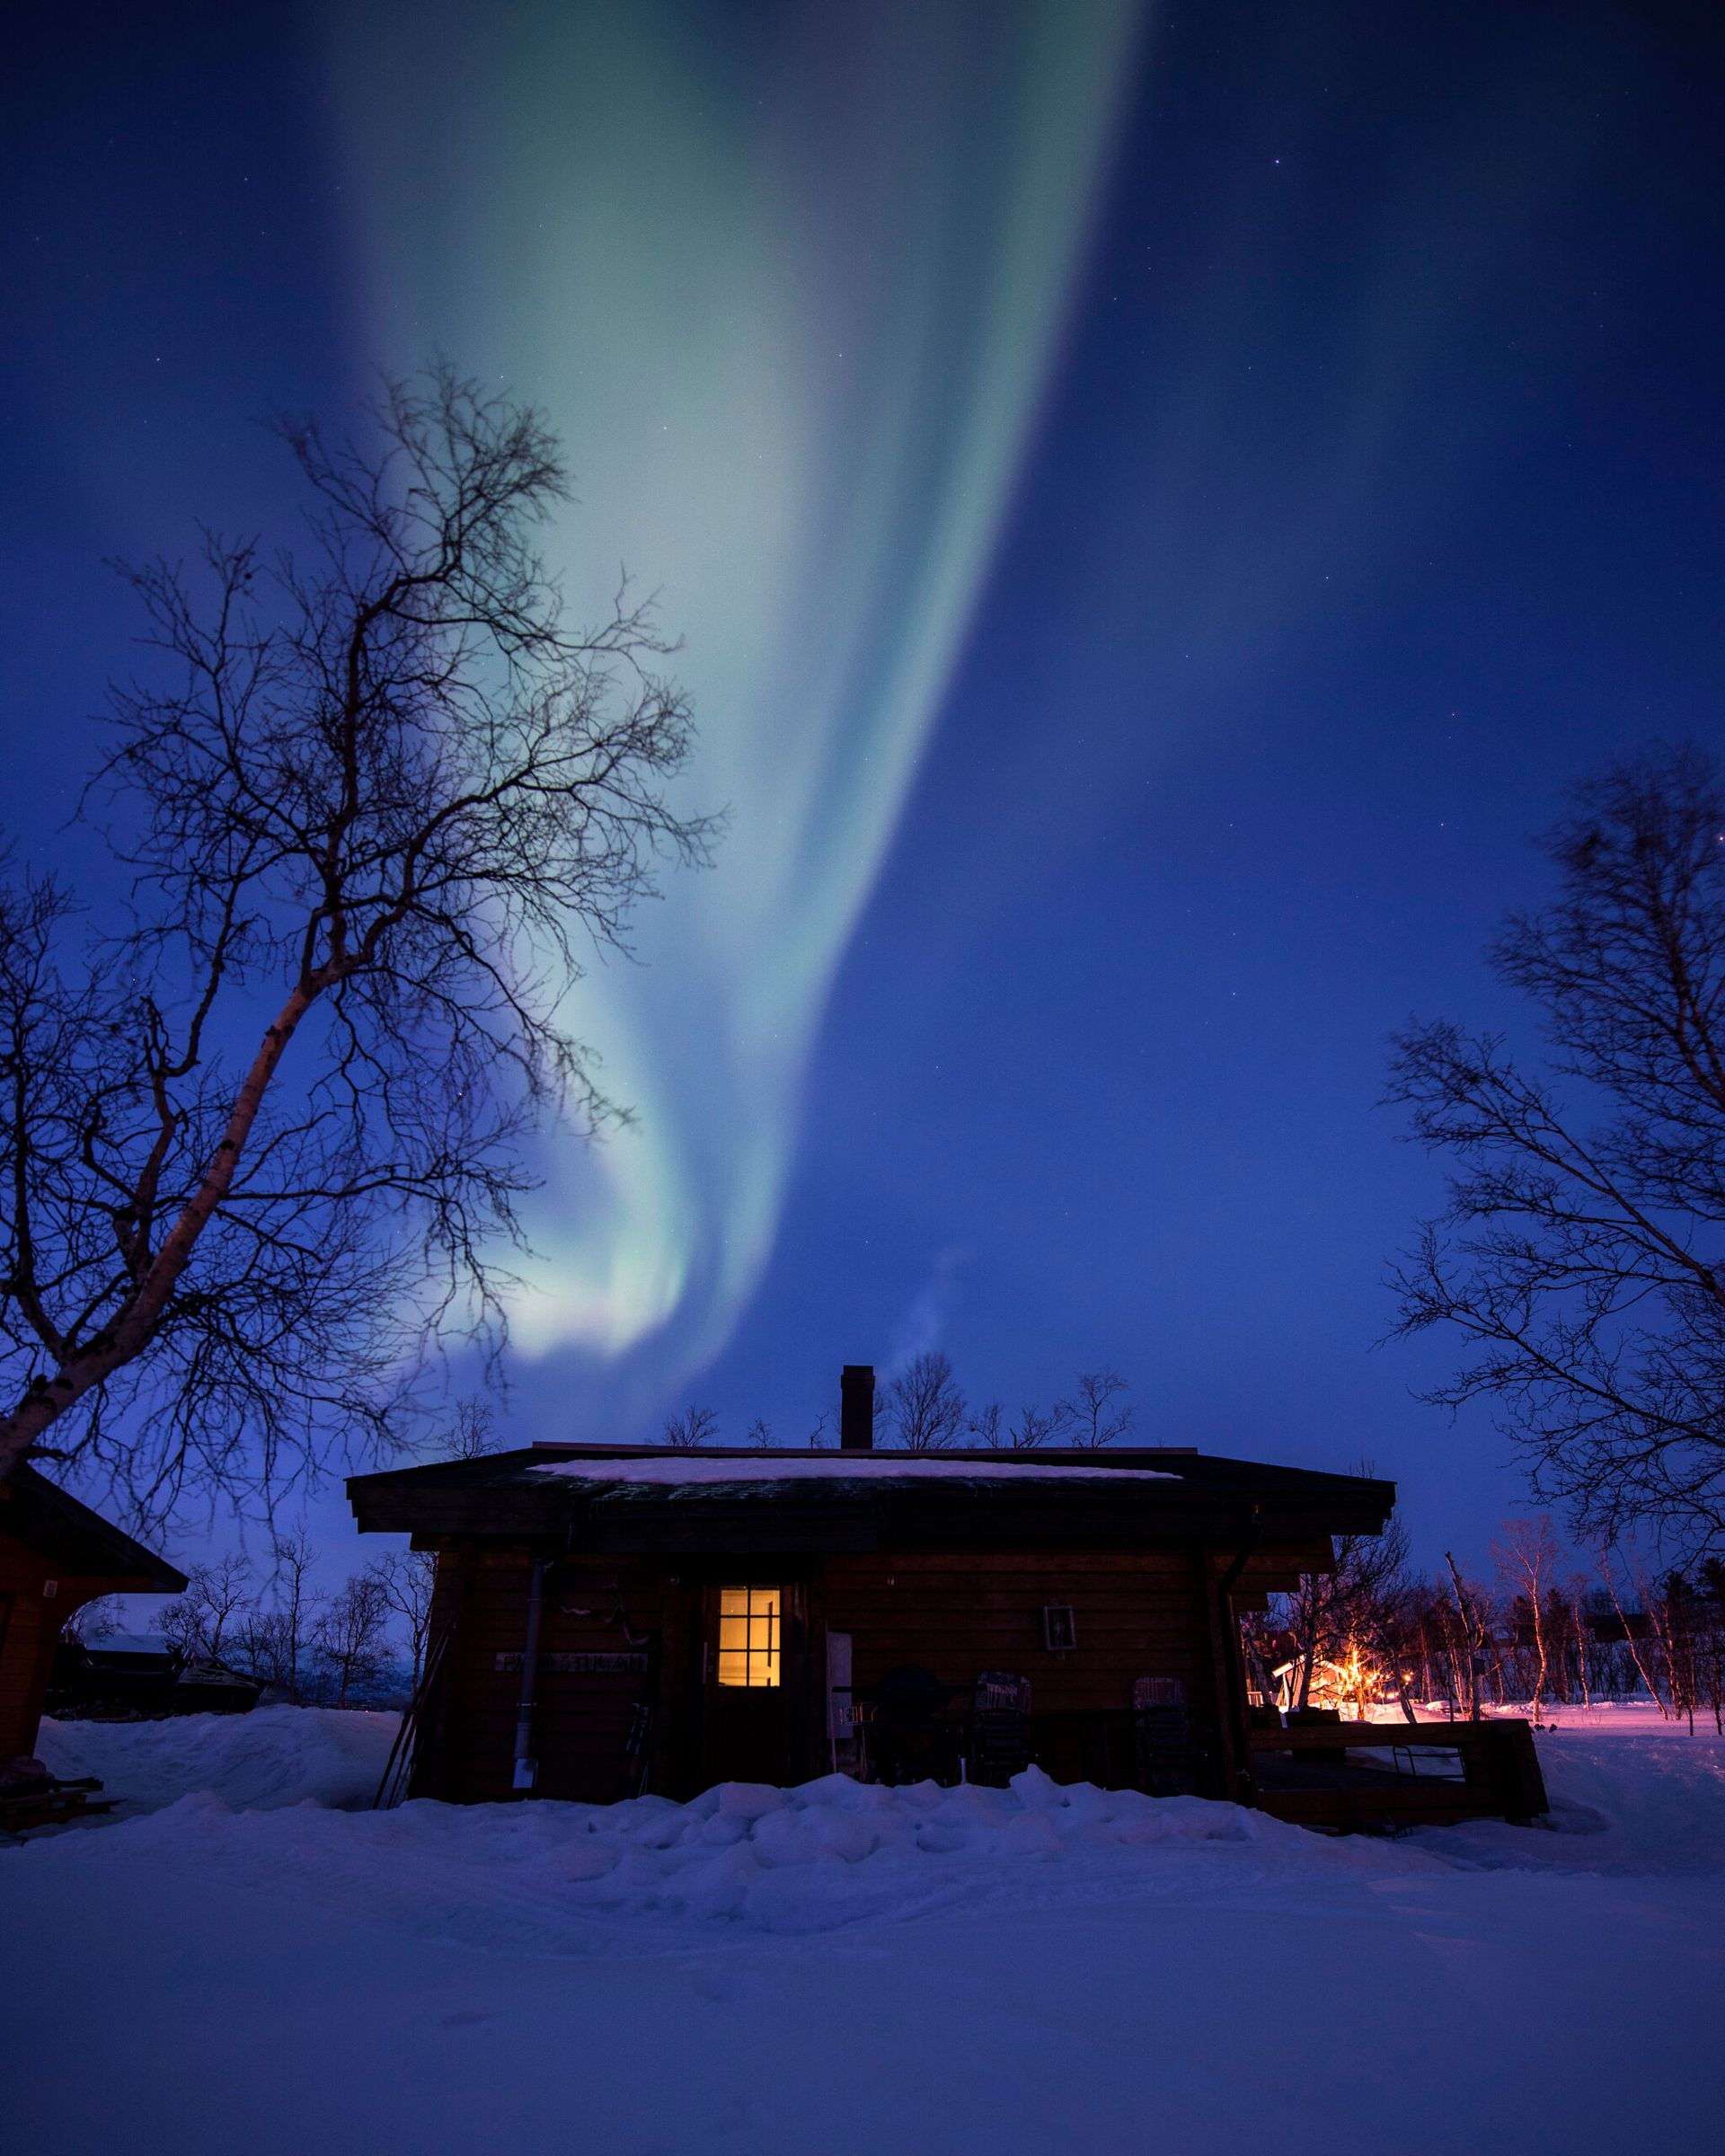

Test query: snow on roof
[535,1453,1177,1486]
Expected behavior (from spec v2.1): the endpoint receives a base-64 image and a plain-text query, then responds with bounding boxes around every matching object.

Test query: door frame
[685,1569,813,1790]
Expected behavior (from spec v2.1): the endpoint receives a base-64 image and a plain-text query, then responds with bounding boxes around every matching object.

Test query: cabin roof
[0,1463,188,1592]
[348,1444,1395,1552]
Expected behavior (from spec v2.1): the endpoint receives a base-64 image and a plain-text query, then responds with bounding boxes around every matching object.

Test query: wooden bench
[0,1773,115,1834]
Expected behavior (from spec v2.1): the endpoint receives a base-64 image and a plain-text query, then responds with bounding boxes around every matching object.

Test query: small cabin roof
[80,1630,175,1660]
[348,1444,1395,1552]
[0,1463,188,1592]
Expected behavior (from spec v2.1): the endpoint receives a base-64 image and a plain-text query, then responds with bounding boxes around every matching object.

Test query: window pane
[716,1586,783,1686]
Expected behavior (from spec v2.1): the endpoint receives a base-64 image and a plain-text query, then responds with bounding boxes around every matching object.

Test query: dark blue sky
[4,2,1721,1573]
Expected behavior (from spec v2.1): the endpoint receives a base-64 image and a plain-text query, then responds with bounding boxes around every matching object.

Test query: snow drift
[36,1705,398,1817]
[22,1706,1725,1955]
[19,1761,1446,1957]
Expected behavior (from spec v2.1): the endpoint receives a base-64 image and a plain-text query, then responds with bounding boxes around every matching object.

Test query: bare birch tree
[1564,1574,1594,1708]
[1444,1551,1491,1720]
[885,1352,968,1451]
[368,1547,437,1686]
[1598,1545,1666,1715]
[966,1402,1004,1448]
[314,1571,391,1708]
[1386,745,1725,1559]
[160,1551,255,1663]
[0,367,712,1524]
[1492,1515,1561,1725]
[1005,1401,1075,1450]
[1060,1368,1135,1446]
[663,1405,719,1449]
[1278,1518,1417,1721]
[266,1527,318,1699]
[445,1401,500,1461]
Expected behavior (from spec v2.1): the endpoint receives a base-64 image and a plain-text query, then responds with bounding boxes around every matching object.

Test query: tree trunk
[1601,1553,1665,1717]
[0,985,315,1480]
[1445,1553,1482,1720]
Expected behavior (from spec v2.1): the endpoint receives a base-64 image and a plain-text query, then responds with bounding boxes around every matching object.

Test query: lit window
[717,1586,781,1687]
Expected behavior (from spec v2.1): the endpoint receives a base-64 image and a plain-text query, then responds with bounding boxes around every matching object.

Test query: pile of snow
[29,1698,1725,1892]
[6,1760,1439,1960]
[35,1705,399,1818]
[28,1701,1725,1899]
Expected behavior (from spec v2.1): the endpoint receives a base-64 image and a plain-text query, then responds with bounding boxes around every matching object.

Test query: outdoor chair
[863,1664,960,1785]
[1131,1676,1197,1796]
[969,1671,1032,1786]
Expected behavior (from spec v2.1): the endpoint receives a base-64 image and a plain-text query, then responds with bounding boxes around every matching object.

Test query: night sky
[4,1,1721,1576]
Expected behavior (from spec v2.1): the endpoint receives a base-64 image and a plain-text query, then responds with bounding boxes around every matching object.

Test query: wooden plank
[1258,1788,1506,1828]
[1248,1723,1519,1751]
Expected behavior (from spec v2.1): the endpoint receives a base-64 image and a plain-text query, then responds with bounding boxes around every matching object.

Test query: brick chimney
[840,1365,875,1451]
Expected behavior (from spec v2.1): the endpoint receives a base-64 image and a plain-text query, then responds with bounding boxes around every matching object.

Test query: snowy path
[5,1710,1722,2154]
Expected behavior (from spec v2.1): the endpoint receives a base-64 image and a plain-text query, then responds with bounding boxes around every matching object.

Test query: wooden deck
[1250,1719,1548,1831]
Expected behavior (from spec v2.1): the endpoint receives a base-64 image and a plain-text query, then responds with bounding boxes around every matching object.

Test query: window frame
[715,1583,782,1689]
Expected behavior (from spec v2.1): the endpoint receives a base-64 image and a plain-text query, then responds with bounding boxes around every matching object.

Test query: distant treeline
[1240,1516,1725,1734]
[66,1540,435,1711]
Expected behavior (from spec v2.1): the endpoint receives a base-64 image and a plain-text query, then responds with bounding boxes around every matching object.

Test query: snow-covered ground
[5,1709,1722,2154]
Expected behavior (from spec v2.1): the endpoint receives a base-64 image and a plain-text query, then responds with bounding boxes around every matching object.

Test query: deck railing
[1248,1717,1548,1830]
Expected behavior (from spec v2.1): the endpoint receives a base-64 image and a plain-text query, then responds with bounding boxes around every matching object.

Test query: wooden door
[699,1580,801,1788]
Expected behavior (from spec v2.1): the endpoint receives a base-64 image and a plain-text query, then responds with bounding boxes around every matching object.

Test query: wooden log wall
[821,1548,1210,1706]
[415,1546,683,1805]
[818,1546,1230,1789]
[0,1530,118,1760]
[411,1537,1322,1805]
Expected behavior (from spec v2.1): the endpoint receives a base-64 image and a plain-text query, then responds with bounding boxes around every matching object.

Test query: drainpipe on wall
[512,1557,546,1793]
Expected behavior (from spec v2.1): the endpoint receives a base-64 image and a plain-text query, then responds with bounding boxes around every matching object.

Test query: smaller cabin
[0,1465,187,1765]
[46,1632,264,1721]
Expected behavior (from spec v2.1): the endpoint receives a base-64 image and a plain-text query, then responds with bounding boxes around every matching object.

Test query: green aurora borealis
[329,0,1143,1399]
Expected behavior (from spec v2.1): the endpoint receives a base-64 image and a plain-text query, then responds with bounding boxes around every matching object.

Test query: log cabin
[0,1463,187,1764]
[349,1366,1548,1830]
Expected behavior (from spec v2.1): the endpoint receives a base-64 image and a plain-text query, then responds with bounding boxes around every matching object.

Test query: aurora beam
[326,0,1145,1411]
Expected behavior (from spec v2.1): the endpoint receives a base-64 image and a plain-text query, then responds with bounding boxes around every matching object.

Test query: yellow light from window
[717,1586,781,1687]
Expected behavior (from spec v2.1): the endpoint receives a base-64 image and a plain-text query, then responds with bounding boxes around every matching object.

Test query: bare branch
[0,367,712,1526]
[663,1404,719,1449]
[1386,742,1725,1558]
[883,1351,968,1451]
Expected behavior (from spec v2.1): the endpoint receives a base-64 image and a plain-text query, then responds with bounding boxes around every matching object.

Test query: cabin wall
[414,1545,684,1806]
[410,1536,1313,1805]
[820,1545,1239,1790]
[822,1547,1209,1699]
[0,1528,110,1760]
